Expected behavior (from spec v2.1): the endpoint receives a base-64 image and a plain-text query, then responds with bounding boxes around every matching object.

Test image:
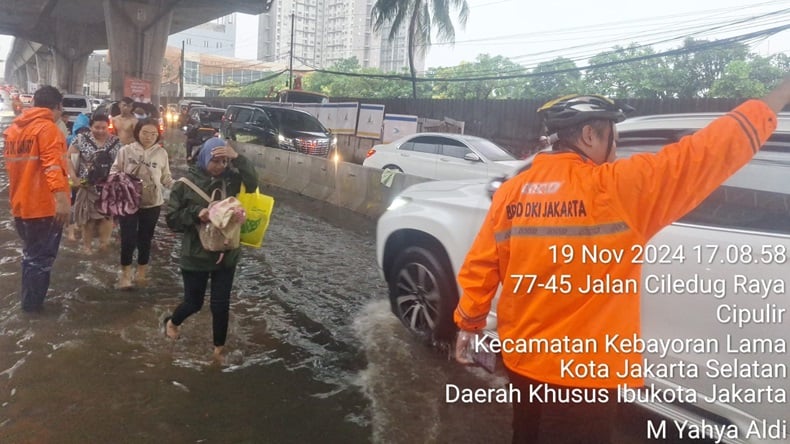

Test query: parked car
[184,106,226,159]
[221,103,336,157]
[0,91,15,148]
[18,93,33,107]
[89,97,104,112]
[62,94,93,129]
[376,112,790,443]
[363,132,525,181]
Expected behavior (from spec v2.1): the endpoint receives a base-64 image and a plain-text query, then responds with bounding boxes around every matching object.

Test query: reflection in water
[0,174,379,442]
[0,167,515,443]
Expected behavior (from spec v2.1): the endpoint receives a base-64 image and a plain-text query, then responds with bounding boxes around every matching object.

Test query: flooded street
[0,166,702,444]
[0,166,514,443]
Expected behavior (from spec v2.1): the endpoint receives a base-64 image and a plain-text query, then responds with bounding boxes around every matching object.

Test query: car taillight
[366,148,376,158]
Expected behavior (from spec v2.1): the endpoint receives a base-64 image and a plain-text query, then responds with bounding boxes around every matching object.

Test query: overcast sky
[236,0,788,68]
[2,0,787,75]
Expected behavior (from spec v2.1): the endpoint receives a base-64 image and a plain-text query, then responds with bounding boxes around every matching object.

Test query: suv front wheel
[388,246,458,343]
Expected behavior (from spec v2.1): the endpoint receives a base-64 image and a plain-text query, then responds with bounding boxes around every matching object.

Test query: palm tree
[372,0,469,99]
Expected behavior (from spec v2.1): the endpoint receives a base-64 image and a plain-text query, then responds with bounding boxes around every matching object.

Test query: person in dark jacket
[163,137,258,363]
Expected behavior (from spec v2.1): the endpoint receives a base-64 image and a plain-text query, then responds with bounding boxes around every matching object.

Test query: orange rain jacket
[454,100,777,388]
[3,107,69,219]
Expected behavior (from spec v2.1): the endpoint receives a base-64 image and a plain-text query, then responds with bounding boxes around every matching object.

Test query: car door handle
[400,153,410,157]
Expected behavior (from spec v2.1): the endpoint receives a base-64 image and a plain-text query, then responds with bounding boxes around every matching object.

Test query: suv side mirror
[463,153,481,162]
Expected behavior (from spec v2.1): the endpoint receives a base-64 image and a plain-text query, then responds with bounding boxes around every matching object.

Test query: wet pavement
[0,161,709,443]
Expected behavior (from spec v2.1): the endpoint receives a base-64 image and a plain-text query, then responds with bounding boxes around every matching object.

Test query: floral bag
[177,178,246,252]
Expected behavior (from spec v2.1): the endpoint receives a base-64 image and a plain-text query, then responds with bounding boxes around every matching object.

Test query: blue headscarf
[197,137,226,171]
[67,113,90,145]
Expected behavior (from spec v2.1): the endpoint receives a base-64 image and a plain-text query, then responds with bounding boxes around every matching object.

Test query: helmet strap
[603,121,615,162]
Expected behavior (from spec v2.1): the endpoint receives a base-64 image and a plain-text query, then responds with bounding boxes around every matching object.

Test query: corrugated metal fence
[176,96,744,157]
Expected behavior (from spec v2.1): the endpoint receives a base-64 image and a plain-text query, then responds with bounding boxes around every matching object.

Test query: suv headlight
[278,134,295,149]
[387,196,412,211]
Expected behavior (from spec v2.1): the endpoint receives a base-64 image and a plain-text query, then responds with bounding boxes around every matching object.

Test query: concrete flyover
[1,0,272,99]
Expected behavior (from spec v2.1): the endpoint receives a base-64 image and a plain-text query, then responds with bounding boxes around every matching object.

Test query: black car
[221,104,335,157]
[184,106,226,160]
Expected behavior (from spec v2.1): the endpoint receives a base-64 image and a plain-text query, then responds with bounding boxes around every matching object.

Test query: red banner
[123,77,151,103]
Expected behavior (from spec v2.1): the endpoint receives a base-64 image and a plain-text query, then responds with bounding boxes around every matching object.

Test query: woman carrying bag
[110,119,174,288]
[163,137,258,363]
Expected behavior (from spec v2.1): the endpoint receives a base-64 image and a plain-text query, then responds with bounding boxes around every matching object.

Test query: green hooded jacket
[166,154,259,271]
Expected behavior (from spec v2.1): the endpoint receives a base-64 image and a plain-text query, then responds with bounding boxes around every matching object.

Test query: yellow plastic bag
[237,184,275,248]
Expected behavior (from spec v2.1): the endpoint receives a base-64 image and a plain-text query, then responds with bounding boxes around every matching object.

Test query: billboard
[123,77,151,103]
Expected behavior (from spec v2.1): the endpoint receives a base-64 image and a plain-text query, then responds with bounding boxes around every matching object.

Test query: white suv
[376,112,790,443]
[62,94,92,129]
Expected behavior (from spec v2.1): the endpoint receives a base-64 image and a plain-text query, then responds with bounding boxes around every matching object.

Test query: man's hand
[763,74,790,115]
[198,208,210,223]
[455,330,476,365]
[54,191,71,225]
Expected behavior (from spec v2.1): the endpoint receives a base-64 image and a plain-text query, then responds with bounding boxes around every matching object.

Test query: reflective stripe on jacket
[3,107,69,219]
[454,100,778,388]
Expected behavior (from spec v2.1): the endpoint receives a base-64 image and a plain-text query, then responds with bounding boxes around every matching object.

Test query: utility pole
[179,40,185,100]
[97,58,101,96]
[288,12,295,89]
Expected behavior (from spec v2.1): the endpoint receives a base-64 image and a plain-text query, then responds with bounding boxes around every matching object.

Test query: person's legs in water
[14,217,63,312]
[167,270,210,339]
[134,206,161,285]
[208,267,236,362]
[97,218,113,252]
[81,219,96,254]
[117,213,139,289]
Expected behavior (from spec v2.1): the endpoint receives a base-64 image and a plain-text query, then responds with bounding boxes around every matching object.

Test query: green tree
[430,54,527,99]
[709,60,767,98]
[219,79,242,97]
[583,44,673,98]
[528,57,582,100]
[372,0,469,99]
[669,38,749,97]
[238,72,289,98]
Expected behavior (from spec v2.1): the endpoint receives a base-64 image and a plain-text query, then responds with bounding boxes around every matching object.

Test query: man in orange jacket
[454,76,790,443]
[3,85,71,313]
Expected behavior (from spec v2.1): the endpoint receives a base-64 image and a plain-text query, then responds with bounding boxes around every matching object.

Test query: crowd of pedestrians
[2,87,258,364]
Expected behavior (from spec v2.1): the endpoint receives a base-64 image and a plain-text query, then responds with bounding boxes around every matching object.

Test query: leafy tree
[583,44,673,98]
[528,57,582,100]
[372,0,469,99]
[669,38,749,98]
[234,73,286,98]
[430,54,527,99]
[219,79,242,97]
[709,60,765,98]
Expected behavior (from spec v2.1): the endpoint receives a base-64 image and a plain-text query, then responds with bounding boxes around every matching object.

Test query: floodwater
[0,165,705,443]
[0,167,514,443]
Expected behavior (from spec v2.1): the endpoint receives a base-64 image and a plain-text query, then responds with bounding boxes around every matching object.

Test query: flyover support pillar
[104,0,173,105]
[50,20,102,94]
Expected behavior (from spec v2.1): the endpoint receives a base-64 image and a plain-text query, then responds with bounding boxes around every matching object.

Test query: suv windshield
[266,108,326,133]
[63,97,88,108]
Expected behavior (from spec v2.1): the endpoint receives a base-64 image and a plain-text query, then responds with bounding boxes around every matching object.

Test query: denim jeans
[14,217,63,312]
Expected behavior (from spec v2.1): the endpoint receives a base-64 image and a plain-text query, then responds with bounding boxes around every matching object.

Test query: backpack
[177,178,246,253]
[97,173,143,217]
[85,136,119,185]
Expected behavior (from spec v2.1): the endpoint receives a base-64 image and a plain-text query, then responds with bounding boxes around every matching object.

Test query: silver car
[376,112,790,444]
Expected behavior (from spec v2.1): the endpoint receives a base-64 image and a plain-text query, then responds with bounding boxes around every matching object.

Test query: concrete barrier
[162,138,431,219]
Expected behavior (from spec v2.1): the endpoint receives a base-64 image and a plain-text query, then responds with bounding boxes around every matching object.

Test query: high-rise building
[168,14,237,58]
[257,0,422,73]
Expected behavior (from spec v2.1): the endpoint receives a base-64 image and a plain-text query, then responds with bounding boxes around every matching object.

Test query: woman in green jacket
[163,137,258,362]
